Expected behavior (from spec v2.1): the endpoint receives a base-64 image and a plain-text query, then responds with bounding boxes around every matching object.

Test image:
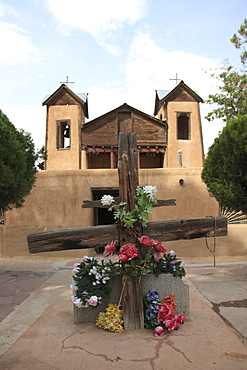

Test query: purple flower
[72,263,80,274]
[168,250,176,257]
[171,259,181,265]
[146,290,160,303]
[150,303,159,314]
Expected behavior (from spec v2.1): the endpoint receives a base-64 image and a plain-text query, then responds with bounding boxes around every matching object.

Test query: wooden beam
[27,216,227,254]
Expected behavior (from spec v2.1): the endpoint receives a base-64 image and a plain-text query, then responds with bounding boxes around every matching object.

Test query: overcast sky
[0,0,246,152]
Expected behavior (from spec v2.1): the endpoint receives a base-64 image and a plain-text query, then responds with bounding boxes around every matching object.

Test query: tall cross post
[118,132,144,330]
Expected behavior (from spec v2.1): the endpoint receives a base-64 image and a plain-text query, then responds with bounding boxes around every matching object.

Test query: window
[57,121,70,149]
[140,152,164,168]
[177,113,190,140]
[88,152,111,169]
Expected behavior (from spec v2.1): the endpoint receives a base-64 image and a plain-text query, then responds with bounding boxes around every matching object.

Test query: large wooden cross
[27,132,227,330]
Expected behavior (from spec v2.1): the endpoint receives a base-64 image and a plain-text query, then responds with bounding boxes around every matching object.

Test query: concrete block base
[74,273,189,323]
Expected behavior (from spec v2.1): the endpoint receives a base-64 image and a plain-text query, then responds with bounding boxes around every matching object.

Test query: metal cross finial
[170,73,181,85]
[60,76,74,86]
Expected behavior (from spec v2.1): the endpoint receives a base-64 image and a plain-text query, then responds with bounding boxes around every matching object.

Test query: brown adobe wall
[1,169,246,259]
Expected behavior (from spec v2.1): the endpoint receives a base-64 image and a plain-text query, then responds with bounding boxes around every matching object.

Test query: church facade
[1,81,223,259]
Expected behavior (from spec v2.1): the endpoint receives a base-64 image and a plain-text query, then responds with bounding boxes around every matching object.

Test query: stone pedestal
[74,274,189,323]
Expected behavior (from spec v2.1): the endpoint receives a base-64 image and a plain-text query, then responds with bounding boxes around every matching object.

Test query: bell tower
[43,84,88,170]
[154,81,204,168]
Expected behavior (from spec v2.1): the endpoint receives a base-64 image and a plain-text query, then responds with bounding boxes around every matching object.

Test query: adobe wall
[1,169,245,259]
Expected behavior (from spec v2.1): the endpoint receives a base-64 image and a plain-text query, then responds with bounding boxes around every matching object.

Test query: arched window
[177,113,190,140]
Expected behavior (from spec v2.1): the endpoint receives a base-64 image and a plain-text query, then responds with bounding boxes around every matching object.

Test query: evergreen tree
[202,20,247,214]
[0,110,38,211]
[202,116,247,214]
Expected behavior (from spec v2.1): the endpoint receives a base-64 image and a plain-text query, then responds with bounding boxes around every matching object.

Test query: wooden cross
[170,73,181,85]
[60,76,74,86]
[27,132,227,330]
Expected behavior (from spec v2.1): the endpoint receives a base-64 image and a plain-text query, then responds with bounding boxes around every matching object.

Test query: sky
[0,0,246,153]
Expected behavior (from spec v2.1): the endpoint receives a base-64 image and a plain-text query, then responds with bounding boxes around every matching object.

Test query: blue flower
[146,290,160,303]
[150,303,159,314]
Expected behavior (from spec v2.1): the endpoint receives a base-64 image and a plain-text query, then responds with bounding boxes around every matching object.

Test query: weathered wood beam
[27,216,227,254]
[82,198,176,209]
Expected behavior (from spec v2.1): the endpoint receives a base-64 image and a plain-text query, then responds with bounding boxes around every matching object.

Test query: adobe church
[1,81,226,259]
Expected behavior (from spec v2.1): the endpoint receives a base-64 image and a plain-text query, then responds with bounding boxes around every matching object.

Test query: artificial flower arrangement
[144,290,185,336]
[70,185,186,334]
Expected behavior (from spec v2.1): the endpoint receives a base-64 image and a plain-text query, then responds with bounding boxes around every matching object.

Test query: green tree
[230,18,247,66]
[206,19,247,122]
[0,109,38,211]
[202,116,247,214]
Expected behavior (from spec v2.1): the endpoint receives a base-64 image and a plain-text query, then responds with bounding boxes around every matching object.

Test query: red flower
[103,240,117,257]
[138,236,154,246]
[157,303,171,323]
[118,243,139,261]
[154,326,166,337]
[164,317,180,331]
[151,239,166,253]
[175,314,186,324]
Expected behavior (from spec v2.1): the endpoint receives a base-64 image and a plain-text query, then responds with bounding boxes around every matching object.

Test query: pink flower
[118,243,138,261]
[138,236,154,246]
[154,326,166,337]
[153,251,164,262]
[157,303,171,323]
[175,314,186,324]
[103,240,117,257]
[82,255,89,262]
[72,263,80,274]
[86,295,98,306]
[179,261,185,268]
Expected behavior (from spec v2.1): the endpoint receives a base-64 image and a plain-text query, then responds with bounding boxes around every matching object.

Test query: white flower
[142,186,157,201]
[101,194,115,206]
[92,282,97,286]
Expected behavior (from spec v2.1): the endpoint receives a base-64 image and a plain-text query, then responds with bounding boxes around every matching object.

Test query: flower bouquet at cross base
[70,185,186,333]
[144,290,186,336]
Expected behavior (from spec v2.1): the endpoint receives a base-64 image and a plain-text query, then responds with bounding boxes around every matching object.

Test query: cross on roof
[170,73,181,85]
[60,76,74,86]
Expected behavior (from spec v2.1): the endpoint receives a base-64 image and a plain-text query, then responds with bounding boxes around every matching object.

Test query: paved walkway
[0,257,246,369]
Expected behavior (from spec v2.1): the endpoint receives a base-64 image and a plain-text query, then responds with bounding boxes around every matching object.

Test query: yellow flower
[96,304,124,332]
